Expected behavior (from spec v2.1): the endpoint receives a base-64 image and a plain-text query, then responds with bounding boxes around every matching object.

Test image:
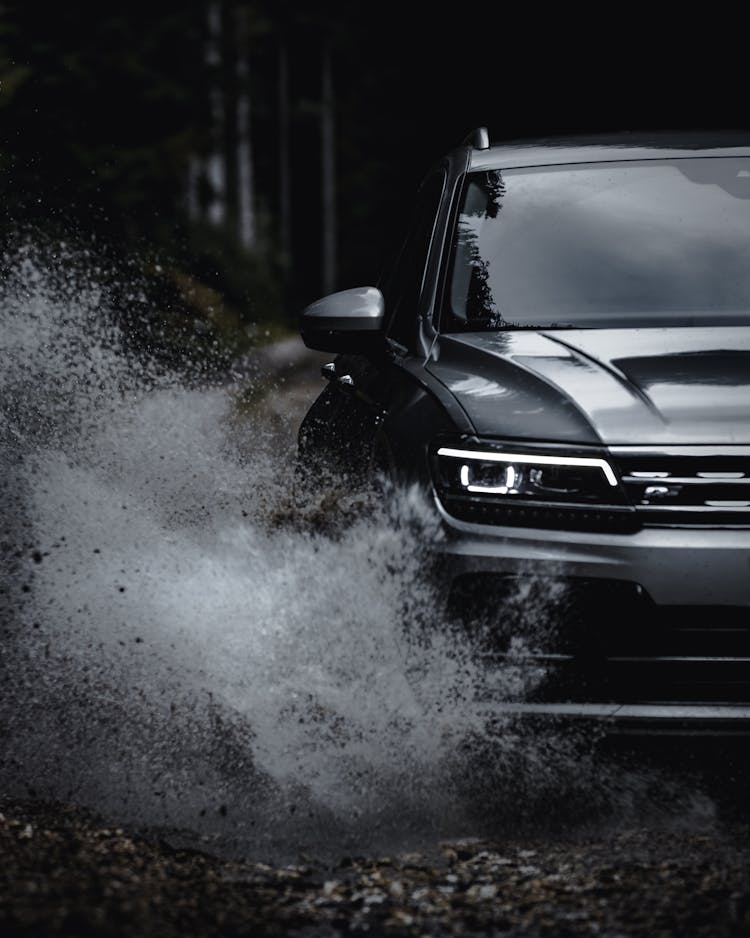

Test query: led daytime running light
[437,447,619,487]
[460,463,519,494]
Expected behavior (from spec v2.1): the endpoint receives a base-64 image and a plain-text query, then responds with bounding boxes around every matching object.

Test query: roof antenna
[462,127,490,150]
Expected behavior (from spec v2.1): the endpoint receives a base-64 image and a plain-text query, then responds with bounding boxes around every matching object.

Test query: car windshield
[445,158,750,331]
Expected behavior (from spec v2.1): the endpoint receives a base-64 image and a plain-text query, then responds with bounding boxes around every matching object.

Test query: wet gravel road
[2,799,750,937]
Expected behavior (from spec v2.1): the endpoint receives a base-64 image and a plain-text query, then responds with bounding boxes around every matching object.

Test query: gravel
[2,798,749,937]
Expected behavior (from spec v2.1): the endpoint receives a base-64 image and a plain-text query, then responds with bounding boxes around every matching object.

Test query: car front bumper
[432,498,750,734]
[482,702,750,736]
[434,498,750,608]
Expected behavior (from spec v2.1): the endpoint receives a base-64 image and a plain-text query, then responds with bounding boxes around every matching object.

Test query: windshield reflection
[446,158,750,331]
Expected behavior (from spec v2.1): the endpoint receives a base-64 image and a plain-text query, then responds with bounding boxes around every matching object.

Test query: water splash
[0,241,715,862]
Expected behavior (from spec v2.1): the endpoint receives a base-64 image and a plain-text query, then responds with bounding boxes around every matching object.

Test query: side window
[381,171,446,350]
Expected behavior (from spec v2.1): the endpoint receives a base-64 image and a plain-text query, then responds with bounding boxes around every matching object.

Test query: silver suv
[298,130,750,735]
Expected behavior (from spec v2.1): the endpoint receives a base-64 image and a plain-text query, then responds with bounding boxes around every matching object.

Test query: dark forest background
[1,1,745,365]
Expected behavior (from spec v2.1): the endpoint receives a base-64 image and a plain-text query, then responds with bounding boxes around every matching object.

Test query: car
[297,129,750,736]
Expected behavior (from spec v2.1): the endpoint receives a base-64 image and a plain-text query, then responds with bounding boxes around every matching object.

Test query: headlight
[437,446,618,500]
[432,442,637,532]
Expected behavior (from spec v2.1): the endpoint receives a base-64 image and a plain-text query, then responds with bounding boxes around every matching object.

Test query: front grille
[441,494,639,533]
[448,574,750,705]
[611,445,750,527]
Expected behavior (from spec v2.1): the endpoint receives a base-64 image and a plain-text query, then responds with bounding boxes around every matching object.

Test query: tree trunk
[206,0,225,226]
[321,37,336,296]
[186,154,202,221]
[236,8,256,250]
[220,0,238,236]
[278,37,291,265]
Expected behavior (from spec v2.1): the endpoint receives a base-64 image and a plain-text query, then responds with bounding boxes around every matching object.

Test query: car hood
[427,327,750,445]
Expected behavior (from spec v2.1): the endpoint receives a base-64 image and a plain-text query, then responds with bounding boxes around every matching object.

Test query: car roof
[467,130,750,171]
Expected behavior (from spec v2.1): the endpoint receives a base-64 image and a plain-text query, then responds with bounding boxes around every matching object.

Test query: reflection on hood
[428,328,750,445]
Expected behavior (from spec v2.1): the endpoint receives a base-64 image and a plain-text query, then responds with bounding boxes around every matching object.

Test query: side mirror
[300,286,385,352]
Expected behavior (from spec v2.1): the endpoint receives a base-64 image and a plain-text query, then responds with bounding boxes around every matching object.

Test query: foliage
[0,1,287,361]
